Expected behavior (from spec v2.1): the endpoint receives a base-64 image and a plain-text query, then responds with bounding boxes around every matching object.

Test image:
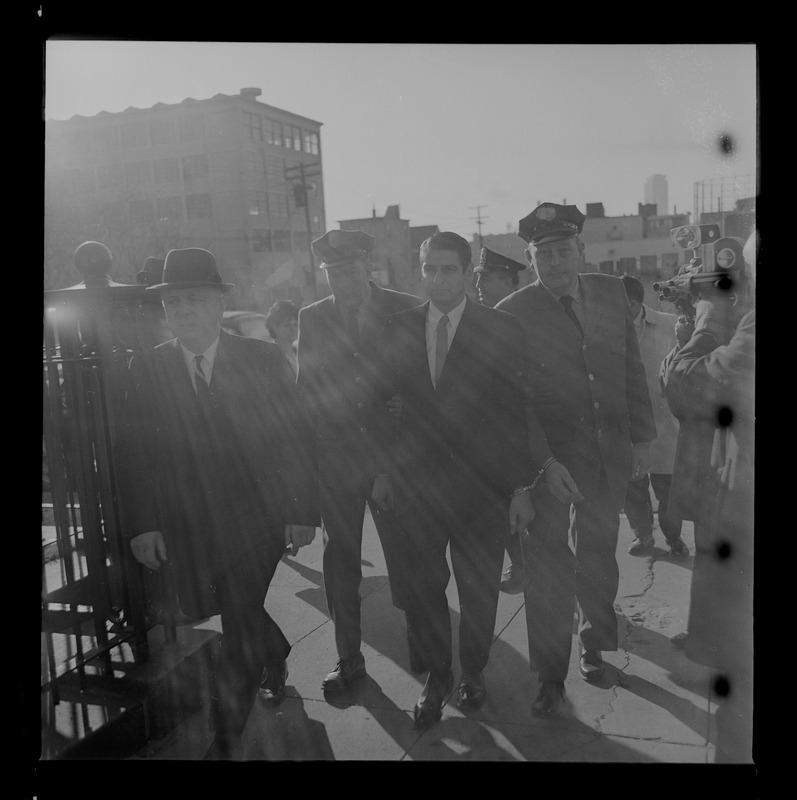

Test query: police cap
[518,203,586,245]
[312,229,374,268]
[474,247,526,275]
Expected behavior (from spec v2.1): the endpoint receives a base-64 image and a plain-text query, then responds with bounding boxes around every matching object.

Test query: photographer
[662,231,756,763]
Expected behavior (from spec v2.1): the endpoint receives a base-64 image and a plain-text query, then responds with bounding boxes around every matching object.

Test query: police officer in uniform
[496,203,655,716]
[297,230,422,692]
[474,247,530,594]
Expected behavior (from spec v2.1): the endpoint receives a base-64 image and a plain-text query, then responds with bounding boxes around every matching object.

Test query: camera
[653,225,746,320]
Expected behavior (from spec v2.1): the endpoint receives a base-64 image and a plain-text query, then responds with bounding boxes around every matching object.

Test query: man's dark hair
[620,273,645,305]
[264,299,299,338]
[419,231,472,271]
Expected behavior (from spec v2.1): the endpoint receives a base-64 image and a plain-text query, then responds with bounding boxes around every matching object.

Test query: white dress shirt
[180,336,220,392]
[426,296,467,384]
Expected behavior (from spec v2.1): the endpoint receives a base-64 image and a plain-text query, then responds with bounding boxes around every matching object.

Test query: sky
[44,42,758,239]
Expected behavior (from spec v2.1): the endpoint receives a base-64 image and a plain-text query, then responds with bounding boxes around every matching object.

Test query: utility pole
[470,205,488,248]
[284,161,321,299]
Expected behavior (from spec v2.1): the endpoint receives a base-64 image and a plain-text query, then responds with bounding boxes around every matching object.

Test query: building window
[121,121,148,149]
[252,230,272,252]
[639,255,658,274]
[156,195,183,222]
[243,111,262,142]
[97,163,123,189]
[266,156,284,183]
[124,161,151,186]
[178,114,205,141]
[292,231,309,251]
[599,260,615,275]
[153,157,180,184]
[149,117,177,145]
[186,193,212,219]
[94,126,120,152]
[619,256,637,274]
[661,252,679,275]
[269,193,289,217]
[182,153,209,183]
[303,131,319,155]
[290,126,302,151]
[248,190,268,216]
[266,120,283,147]
[245,150,266,180]
[129,198,154,225]
[272,230,290,252]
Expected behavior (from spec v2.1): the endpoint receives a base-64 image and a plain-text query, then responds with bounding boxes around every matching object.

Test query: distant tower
[644,174,668,215]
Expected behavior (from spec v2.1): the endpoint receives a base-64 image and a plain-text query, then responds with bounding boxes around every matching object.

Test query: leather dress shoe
[258,660,288,707]
[321,653,367,693]
[668,538,689,558]
[629,534,655,555]
[414,670,454,728]
[531,681,566,716]
[500,564,527,595]
[579,649,604,681]
[455,672,486,710]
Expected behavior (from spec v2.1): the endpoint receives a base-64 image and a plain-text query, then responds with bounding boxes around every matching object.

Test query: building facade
[45,87,326,310]
[644,174,669,216]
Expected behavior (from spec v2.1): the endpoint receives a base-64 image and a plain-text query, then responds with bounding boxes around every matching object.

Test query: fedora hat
[146,248,234,292]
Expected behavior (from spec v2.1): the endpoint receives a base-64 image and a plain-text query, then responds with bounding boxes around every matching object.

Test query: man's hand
[371,474,393,511]
[284,524,316,556]
[509,490,535,535]
[544,460,585,504]
[386,394,404,419]
[674,315,695,348]
[630,442,651,481]
[130,530,167,571]
[693,297,740,346]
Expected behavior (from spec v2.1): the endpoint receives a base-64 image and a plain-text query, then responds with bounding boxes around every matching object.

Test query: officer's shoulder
[495,282,535,310]
[377,286,423,308]
[581,272,623,290]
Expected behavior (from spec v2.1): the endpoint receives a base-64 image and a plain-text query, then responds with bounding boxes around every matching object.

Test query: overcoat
[115,330,319,617]
[296,281,421,491]
[496,274,655,501]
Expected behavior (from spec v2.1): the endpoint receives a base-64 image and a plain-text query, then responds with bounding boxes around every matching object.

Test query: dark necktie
[434,314,449,388]
[346,309,360,347]
[194,354,212,404]
[559,294,584,337]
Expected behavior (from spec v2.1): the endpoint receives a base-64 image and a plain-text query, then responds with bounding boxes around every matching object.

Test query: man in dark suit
[296,229,422,693]
[115,248,319,759]
[496,204,656,716]
[376,231,543,728]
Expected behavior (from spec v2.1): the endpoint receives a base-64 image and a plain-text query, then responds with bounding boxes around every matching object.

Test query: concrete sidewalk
[129,510,719,762]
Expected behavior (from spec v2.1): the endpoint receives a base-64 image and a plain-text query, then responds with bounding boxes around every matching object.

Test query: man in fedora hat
[297,229,422,693]
[115,247,319,759]
[496,203,655,717]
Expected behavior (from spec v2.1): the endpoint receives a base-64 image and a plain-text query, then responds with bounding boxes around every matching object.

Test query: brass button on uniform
[593,402,600,409]
[589,373,595,381]
[357,402,364,409]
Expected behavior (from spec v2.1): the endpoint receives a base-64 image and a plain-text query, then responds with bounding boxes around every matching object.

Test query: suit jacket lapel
[435,297,477,394]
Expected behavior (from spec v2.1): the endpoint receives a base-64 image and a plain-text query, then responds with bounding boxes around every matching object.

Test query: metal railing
[42,242,177,753]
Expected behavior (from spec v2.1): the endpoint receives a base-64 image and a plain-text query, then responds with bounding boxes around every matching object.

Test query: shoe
[531,681,566,716]
[321,653,367,693]
[579,648,604,681]
[500,564,527,595]
[258,660,288,707]
[406,622,428,674]
[670,631,689,649]
[628,534,655,555]
[455,672,486,710]
[668,538,689,558]
[414,670,454,728]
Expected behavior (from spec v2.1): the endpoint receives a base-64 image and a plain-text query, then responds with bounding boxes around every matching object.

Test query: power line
[469,205,488,247]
